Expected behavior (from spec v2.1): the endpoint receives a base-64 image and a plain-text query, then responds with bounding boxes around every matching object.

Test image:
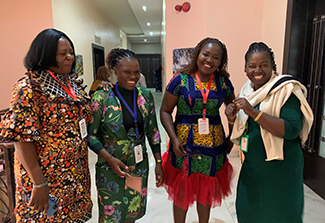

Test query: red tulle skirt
[161,151,234,210]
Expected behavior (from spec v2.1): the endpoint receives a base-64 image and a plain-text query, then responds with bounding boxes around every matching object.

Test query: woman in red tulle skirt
[160,37,235,223]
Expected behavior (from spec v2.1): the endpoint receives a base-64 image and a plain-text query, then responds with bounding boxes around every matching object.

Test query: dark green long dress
[236,94,304,223]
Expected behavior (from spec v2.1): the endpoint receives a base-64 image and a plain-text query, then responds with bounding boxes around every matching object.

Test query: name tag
[240,135,249,153]
[79,118,87,139]
[134,144,143,163]
[198,118,209,135]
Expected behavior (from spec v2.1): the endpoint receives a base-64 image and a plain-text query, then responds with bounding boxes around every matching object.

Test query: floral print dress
[0,70,93,222]
[88,86,161,223]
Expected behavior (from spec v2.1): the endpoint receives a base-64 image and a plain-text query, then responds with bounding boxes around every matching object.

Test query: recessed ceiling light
[142,6,147,11]
[147,23,150,26]
[144,39,147,42]
[150,32,153,36]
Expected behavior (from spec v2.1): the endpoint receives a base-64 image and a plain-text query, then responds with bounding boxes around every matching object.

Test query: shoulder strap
[268,76,302,94]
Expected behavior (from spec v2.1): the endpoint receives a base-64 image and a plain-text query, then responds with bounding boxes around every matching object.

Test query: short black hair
[106,48,136,70]
[244,42,277,73]
[24,28,75,72]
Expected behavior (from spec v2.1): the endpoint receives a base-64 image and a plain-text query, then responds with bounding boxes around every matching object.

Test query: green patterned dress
[88,86,161,223]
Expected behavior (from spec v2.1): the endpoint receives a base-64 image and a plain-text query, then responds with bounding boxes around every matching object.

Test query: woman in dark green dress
[225,42,314,223]
[88,48,163,223]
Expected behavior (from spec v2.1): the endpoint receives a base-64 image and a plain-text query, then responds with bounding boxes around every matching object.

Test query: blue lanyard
[115,83,139,141]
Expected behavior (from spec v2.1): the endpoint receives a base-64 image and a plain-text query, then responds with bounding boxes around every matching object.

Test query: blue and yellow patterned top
[167,72,234,177]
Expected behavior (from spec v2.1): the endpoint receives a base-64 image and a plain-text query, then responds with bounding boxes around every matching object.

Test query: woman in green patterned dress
[88,48,163,223]
[226,42,314,222]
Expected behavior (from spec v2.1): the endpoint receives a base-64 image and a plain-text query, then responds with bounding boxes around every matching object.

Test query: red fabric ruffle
[161,151,234,210]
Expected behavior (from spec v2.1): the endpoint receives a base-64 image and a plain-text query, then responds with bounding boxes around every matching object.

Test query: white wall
[52,0,121,93]
[131,43,161,54]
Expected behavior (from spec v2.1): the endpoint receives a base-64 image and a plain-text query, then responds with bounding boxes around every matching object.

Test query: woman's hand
[233,98,254,115]
[96,81,114,92]
[172,139,187,157]
[108,156,130,178]
[225,102,238,122]
[29,185,50,214]
[155,163,164,187]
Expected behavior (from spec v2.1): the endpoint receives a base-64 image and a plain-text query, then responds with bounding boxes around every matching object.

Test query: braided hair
[177,37,230,78]
[105,48,136,70]
[244,42,277,73]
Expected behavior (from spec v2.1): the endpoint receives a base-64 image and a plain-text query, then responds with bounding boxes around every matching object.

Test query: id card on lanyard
[240,122,249,153]
[195,72,214,135]
[115,83,142,163]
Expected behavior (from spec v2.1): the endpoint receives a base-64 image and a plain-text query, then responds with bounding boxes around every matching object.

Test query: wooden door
[92,44,105,80]
[284,0,325,199]
[136,54,161,88]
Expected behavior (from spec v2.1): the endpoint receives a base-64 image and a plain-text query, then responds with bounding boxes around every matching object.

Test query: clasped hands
[225,98,254,122]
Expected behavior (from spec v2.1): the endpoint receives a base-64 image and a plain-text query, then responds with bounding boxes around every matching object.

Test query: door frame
[283,0,325,199]
[92,43,105,80]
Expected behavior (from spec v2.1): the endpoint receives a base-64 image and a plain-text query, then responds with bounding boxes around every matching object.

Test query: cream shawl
[231,74,314,161]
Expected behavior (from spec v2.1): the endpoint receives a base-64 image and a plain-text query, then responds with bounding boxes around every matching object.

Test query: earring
[217,68,220,72]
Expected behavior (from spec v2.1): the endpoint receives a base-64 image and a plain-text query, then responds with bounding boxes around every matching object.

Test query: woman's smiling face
[196,42,222,76]
[245,51,273,90]
[115,57,141,90]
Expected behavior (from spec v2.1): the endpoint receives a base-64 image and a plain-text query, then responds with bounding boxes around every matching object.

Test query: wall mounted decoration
[182,2,191,12]
[173,47,194,74]
[75,54,84,76]
[175,4,182,12]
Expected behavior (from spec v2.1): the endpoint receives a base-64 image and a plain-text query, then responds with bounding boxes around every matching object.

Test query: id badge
[240,135,249,153]
[134,144,143,163]
[79,118,87,139]
[198,118,209,135]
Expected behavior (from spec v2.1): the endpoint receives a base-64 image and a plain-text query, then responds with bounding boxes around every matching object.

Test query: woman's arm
[160,91,186,157]
[88,91,129,178]
[14,142,49,213]
[233,98,285,137]
[224,94,236,153]
[146,91,163,186]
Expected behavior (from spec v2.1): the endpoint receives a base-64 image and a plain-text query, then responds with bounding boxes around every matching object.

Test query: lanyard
[47,70,78,100]
[115,83,139,141]
[195,71,214,118]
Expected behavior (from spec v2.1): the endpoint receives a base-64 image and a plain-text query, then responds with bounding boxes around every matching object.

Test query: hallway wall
[52,0,121,93]
[164,0,287,134]
[0,0,53,109]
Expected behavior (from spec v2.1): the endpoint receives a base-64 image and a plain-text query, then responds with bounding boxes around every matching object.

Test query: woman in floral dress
[88,48,163,223]
[0,29,92,222]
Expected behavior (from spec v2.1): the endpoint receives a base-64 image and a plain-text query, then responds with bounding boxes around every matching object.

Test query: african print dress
[162,72,234,210]
[88,86,161,223]
[0,70,92,222]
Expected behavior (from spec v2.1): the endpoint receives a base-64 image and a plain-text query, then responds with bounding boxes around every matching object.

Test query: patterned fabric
[166,72,234,177]
[0,70,92,222]
[88,86,161,223]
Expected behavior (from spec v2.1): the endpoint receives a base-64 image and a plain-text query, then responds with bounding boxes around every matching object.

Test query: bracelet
[33,181,48,189]
[254,111,264,122]
[227,120,234,125]
[156,159,163,163]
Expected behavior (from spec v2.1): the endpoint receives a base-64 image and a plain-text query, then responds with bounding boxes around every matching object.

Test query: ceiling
[91,0,163,44]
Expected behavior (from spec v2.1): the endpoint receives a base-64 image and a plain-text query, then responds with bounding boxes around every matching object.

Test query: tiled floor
[88,89,325,223]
